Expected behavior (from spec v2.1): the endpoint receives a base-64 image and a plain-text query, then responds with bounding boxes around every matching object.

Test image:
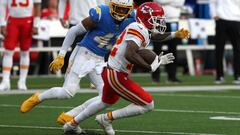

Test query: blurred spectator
[58,0,105,28]
[41,0,58,20]
[152,0,185,83]
[0,0,41,91]
[210,0,240,84]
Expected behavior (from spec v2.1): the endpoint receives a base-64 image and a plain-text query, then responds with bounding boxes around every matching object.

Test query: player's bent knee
[49,87,73,99]
[63,87,78,98]
[63,89,75,98]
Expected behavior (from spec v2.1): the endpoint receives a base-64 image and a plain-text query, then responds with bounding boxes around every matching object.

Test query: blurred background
[0,1,240,135]
[0,0,239,86]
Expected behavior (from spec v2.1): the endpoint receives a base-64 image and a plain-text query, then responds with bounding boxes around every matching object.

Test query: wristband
[59,50,67,57]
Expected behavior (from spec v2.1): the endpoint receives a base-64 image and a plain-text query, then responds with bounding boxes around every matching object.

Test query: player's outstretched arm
[59,17,96,57]
[151,28,190,42]
[49,17,97,73]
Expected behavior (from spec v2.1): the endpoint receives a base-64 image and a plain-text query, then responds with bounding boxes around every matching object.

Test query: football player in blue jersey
[20,0,135,115]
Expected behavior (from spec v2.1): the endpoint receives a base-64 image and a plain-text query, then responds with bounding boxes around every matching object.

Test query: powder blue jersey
[79,5,135,57]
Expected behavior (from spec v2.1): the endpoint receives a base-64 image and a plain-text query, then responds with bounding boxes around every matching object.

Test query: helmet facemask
[110,2,133,21]
[148,13,166,34]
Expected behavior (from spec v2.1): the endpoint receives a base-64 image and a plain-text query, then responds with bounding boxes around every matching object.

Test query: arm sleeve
[58,0,67,19]
[0,0,7,26]
[209,0,217,18]
[59,22,87,56]
[89,6,102,23]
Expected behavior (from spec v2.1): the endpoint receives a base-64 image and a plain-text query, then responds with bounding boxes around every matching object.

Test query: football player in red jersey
[0,0,41,91]
[62,2,178,135]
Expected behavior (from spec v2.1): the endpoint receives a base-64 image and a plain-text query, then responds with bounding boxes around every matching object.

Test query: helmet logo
[141,5,153,14]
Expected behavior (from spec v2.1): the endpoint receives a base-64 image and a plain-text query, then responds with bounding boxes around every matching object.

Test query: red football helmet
[136,2,166,34]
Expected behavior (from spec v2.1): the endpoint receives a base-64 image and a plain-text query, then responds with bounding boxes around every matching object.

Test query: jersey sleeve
[125,23,148,47]
[89,6,102,23]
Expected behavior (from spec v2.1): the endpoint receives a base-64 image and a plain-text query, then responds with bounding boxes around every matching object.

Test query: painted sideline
[0,85,240,95]
[1,104,240,115]
[0,124,223,135]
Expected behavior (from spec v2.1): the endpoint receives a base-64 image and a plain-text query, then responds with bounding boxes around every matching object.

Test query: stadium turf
[0,90,240,135]
[5,74,238,89]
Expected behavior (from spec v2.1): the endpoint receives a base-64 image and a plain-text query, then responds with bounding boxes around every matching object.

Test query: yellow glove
[175,28,190,39]
[49,54,64,73]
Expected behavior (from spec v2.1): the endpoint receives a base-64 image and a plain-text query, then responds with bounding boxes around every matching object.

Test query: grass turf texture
[0,90,240,135]
[4,74,238,89]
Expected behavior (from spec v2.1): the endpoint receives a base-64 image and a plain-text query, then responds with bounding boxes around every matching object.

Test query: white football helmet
[109,0,133,21]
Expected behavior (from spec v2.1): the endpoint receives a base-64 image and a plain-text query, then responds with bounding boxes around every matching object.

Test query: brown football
[137,49,156,64]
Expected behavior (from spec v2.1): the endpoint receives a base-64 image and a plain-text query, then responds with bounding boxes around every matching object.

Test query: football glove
[151,52,173,72]
[49,54,64,73]
[175,28,190,39]
[159,52,175,65]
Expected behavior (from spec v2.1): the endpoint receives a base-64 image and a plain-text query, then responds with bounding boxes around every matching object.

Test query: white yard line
[210,116,240,121]
[1,104,240,115]
[155,109,240,115]
[143,85,240,92]
[152,93,240,99]
[0,85,239,95]
[0,124,223,135]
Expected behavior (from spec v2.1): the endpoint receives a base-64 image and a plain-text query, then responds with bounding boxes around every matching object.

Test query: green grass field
[0,75,240,135]
[5,74,239,89]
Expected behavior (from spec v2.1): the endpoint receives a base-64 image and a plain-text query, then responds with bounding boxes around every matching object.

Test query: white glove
[159,52,175,65]
[150,52,175,72]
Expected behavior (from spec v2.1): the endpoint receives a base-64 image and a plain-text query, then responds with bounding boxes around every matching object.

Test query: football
[137,49,157,64]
